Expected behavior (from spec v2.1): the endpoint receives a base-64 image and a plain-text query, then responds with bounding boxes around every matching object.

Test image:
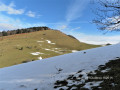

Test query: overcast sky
[0,0,120,45]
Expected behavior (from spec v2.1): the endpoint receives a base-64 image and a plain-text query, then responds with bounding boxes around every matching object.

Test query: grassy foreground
[0,30,99,68]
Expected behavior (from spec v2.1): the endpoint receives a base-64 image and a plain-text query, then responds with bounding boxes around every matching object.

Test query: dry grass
[0,30,100,68]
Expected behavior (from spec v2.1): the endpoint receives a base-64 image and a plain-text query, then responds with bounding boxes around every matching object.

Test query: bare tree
[93,0,120,31]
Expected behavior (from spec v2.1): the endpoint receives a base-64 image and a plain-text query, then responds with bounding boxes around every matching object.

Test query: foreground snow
[0,43,120,90]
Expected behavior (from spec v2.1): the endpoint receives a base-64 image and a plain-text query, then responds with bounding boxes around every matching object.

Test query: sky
[0,0,120,45]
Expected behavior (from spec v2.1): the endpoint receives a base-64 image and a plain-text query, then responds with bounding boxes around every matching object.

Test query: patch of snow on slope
[0,43,120,90]
[38,57,42,60]
[101,68,110,73]
[37,41,44,43]
[83,81,103,90]
[54,48,61,50]
[46,40,56,44]
[44,48,62,54]
[44,48,51,51]
[46,40,51,43]
[72,50,78,53]
[31,52,44,55]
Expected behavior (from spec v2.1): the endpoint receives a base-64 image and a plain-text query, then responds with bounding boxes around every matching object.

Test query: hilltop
[0,28,99,68]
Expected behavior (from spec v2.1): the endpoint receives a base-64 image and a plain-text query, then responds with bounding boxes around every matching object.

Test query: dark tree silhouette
[93,0,120,31]
[0,26,51,37]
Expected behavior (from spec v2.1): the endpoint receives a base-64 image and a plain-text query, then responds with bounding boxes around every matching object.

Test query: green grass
[0,30,100,68]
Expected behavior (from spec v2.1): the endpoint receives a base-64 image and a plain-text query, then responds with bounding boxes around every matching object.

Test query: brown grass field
[0,30,100,68]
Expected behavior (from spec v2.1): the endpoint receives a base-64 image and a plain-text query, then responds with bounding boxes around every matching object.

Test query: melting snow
[101,68,110,73]
[46,40,56,44]
[72,50,78,53]
[0,44,120,90]
[44,48,51,51]
[38,57,42,60]
[54,48,60,50]
[83,81,103,90]
[31,52,44,55]
[37,41,44,43]
[46,40,51,43]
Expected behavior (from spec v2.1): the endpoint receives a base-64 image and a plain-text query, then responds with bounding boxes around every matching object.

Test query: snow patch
[44,48,51,51]
[83,81,103,90]
[101,68,110,73]
[46,40,51,43]
[31,52,44,55]
[37,41,44,43]
[72,50,78,53]
[38,57,42,60]
[54,48,61,50]
[46,40,56,44]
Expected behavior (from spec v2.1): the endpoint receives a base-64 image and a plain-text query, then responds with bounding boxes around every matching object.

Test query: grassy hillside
[0,30,100,68]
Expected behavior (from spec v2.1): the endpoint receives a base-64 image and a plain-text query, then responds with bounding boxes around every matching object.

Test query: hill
[0,43,119,90]
[0,29,99,68]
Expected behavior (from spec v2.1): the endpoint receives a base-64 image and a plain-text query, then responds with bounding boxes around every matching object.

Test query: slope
[0,43,119,90]
[0,30,99,68]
